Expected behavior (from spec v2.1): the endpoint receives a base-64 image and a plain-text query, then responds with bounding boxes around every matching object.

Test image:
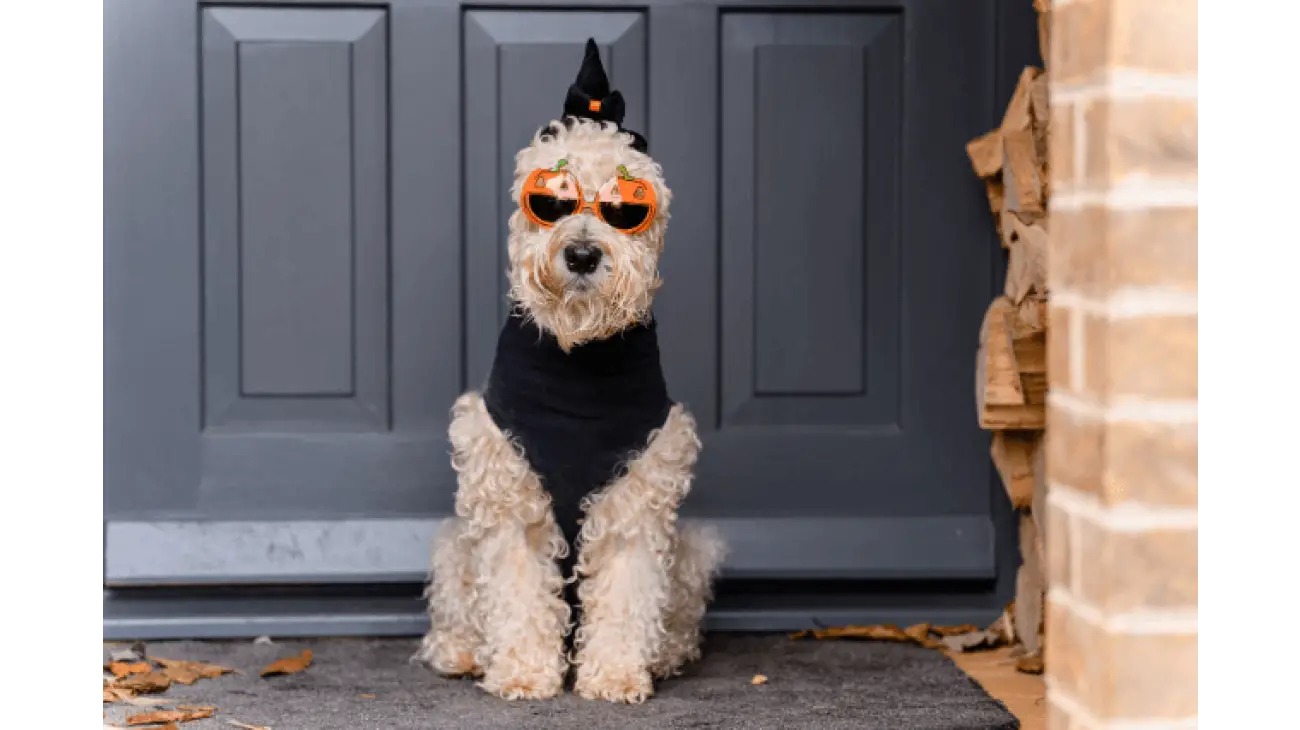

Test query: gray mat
[105,635,1018,730]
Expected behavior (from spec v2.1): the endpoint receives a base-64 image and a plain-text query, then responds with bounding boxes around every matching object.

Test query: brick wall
[1044,0,1197,728]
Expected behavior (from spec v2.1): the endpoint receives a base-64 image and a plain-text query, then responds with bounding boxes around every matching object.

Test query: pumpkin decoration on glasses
[520,160,657,235]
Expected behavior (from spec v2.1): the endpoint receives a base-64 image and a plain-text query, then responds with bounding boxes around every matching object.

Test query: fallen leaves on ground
[1014,652,1044,674]
[789,619,1023,655]
[109,642,148,664]
[790,623,956,648]
[126,706,215,726]
[940,630,1003,653]
[750,674,768,685]
[356,693,375,699]
[112,672,173,695]
[106,661,153,678]
[150,656,235,685]
[260,650,312,677]
[102,687,170,707]
[227,721,272,730]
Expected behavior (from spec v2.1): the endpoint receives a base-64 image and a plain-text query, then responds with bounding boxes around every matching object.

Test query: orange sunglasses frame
[519,164,658,235]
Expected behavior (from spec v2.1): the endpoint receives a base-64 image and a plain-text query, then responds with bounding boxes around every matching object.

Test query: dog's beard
[508,222,661,352]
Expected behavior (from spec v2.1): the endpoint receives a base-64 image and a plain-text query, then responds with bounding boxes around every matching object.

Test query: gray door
[106,0,1037,638]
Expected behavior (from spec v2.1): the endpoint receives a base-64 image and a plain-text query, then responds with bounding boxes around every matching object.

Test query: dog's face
[507,119,671,352]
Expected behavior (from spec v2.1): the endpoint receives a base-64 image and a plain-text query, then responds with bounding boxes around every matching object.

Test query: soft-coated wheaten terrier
[415,39,725,704]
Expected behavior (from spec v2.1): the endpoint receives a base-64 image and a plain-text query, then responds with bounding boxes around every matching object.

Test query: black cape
[483,314,673,585]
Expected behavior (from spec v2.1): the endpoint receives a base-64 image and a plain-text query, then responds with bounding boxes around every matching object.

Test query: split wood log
[1034,0,1051,73]
[976,297,1047,429]
[1032,435,1048,546]
[991,431,1040,510]
[1002,211,1049,304]
[1015,513,1045,658]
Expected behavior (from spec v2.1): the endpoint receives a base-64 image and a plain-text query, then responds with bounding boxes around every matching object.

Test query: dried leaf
[815,625,911,642]
[751,674,768,685]
[260,649,312,677]
[109,642,148,663]
[356,693,376,700]
[930,624,982,637]
[903,623,945,649]
[940,630,1003,653]
[227,721,272,730]
[126,710,188,726]
[151,657,235,685]
[125,705,213,725]
[106,661,153,679]
[113,672,172,695]
[104,686,126,703]
[1015,652,1045,674]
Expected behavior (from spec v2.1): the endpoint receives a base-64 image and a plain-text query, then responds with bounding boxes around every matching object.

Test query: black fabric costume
[483,314,673,586]
[540,38,648,153]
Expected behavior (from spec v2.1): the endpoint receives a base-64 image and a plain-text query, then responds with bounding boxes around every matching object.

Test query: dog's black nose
[563,243,602,275]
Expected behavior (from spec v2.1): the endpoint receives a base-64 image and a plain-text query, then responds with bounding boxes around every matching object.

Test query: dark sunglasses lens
[527,194,578,224]
[598,203,651,232]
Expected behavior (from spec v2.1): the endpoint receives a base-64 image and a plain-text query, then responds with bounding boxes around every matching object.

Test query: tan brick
[1105,206,1197,292]
[1046,598,1094,704]
[1084,97,1198,186]
[1107,631,1198,719]
[1049,207,1107,296]
[1049,99,1077,192]
[1051,0,1111,85]
[1047,405,1104,496]
[1045,496,1074,591]
[1075,520,1198,613]
[1103,419,1198,508]
[1047,599,1198,720]
[1109,0,1198,75]
[1105,314,1198,400]
[1047,303,1072,391]
[1046,694,1075,730]
[1080,311,1109,400]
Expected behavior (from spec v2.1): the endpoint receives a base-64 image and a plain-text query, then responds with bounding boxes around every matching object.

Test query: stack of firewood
[966,0,1052,674]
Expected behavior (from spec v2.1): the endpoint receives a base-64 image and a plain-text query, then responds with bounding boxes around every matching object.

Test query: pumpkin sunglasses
[519,159,658,235]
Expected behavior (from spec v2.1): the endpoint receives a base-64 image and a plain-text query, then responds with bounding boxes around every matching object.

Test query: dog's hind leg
[572,405,704,704]
[649,522,726,679]
[420,393,570,700]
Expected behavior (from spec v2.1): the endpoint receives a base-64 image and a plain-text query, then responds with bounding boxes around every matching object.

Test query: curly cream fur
[507,119,671,351]
[417,393,570,700]
[572,406,725,703]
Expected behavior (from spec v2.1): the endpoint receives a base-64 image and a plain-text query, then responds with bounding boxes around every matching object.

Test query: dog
[416,40,725,704]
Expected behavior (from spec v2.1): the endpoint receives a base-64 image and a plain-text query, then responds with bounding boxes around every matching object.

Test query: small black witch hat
[546,39,647,153]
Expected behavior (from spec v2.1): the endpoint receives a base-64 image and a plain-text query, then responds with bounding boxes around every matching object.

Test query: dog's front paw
[574,665,654,704]
[479,663,564,701]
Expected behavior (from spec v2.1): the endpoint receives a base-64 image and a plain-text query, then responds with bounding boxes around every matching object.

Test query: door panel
[106,0,1030,635]
[106,0,463,521]
[201,8,390,430]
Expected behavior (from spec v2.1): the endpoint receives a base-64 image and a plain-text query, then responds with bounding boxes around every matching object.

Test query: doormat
[104,634,1019,730]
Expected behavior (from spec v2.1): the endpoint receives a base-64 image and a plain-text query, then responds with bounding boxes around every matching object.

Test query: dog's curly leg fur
[419,393,570,701]
[650,522,727,679]
[416,517,484,678]
[571,405,717,703]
